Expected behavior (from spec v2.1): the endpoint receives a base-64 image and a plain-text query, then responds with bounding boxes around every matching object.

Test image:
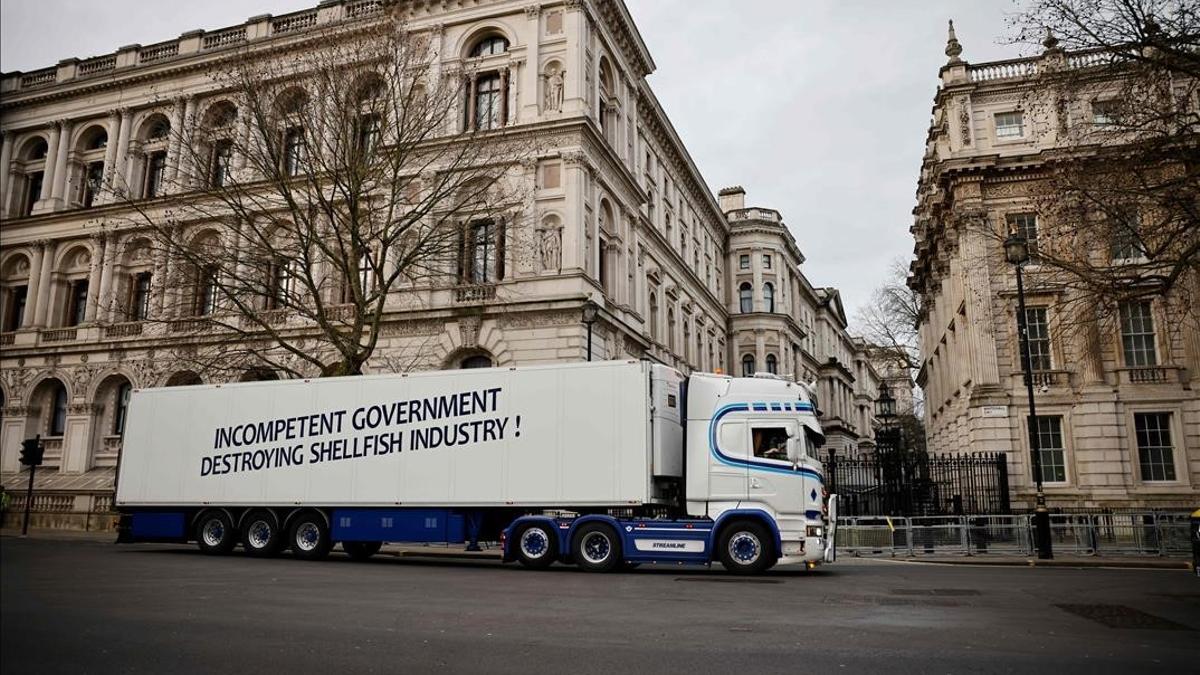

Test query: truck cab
[683,371,834,568]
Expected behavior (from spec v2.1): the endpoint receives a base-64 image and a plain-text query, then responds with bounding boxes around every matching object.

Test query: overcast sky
[1,0,1028,324]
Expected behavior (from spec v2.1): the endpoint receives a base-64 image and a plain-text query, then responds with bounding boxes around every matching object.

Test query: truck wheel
[343,541,383,561]
[195,511,237,555]
[514,522,556,569]
[717,520,772,575]
[289,512,332,561]
[573,523,622,573]
[241,510,282,557]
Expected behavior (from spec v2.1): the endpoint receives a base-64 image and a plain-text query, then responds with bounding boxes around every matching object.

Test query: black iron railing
[826,449,1011,516]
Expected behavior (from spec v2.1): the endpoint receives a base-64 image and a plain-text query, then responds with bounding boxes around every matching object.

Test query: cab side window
[752,427,789,461]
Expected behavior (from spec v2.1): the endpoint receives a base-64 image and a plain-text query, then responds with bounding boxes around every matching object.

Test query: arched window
[741,354,755,377]
[667,308,676,352]
[469,36,509,57]
[165,371,203,387]
[113,382,132,436]
[763,282,775,313]
[137,114,171,199]
[766,354,778,374]
[460,355,493,369]
[74,126,109,208]
[13,137,49,217]
[739,282,753,313]
[49,382,68,436]
[202,102,238,188]
[1,253,32,331]
[464,35,511,132]
[598,56,617,144]
[648,292,659,341]
[275,89,309,176]
[682,318,691,362]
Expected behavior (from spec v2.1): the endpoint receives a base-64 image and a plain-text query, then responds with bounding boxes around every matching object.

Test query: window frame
[1119,300,1158,367]
[739,282,753,314]
[130,271,152,322]
[1027,414,1069,486]
[1023,306,1052,371]
[113,382,132,436]
[994,111,1025,140]
[750,423,791,464]
[49,383,68,437]
[1132,411,1177,483]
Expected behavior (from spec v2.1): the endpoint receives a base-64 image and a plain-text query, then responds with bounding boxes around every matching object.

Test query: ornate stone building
[0,0,877,528]
[909,24,1199,509]
[720,187,878,456]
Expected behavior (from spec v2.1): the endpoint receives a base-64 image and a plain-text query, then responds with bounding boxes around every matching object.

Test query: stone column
[49,119,73,204]
[101,111,121,197]
[0,130,13,217]
[166,96,187,181]
[23,242,46,326]
[39,123,61,205]
[84,235,105,322]
[111,108,133,197]
[755,329,766,374]
[562,0,586,115]
[176,97,197,187]
[522,5,541,119]
[96,236,117,323]
[751,247,764,312]
[32,239,57,326]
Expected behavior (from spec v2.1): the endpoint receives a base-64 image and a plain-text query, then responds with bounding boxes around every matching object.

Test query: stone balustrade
[2,0,399,94]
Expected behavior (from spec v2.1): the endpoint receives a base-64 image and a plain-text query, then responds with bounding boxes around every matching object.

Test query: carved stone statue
[544,67,564,113]
[539,227,561,271]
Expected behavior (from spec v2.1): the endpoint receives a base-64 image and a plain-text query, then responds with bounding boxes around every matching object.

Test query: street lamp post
[875,384,897,451]
[1004,233,1053,560]
[581,300,600,362]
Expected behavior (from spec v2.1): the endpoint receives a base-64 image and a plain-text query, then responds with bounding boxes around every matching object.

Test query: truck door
[709,418,749,502]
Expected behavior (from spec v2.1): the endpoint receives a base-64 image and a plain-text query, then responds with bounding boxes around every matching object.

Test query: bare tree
[997,1,1199,350]
[109,7,535,378]
[856,257,922,373]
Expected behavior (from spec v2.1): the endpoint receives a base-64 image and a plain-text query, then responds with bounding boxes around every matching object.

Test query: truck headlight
[806,526,823,538]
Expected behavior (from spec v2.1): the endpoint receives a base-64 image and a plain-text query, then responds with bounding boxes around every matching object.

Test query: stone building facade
[720,187,878,457]
[908,25,1199,509]
[0,0,877,528]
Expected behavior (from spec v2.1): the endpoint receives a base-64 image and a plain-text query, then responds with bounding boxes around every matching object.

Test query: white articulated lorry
[116,360,838,574]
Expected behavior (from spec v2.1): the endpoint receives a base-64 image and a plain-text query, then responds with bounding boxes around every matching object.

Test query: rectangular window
[1119,301,1157,367]
[1092,100,1120,126]
[995,111,1024,139]
[1110,213,1146,261]
[130,272,152,321]
[266,260,294,310]
[1030,416,1067,483]
[739,254,750,270]
[355,115,380,157]
[475,74,502,130]
[113,383,131,436]
[209,141,233,188]
[1134,412,1176,482]
[283,127,306,176]
[470,220,497,283]
[1024,307,1052,371]
[762,254,772,270]
[196,266,218,316]
[6,285,28,331]
[23,172,44,216]
[1006,213,1039,259]
[67,279,89,327]
[82,161,104,208]
[144,152,167,198]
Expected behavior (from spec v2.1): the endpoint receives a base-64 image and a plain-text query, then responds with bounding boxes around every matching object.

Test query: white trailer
[117,360,838,574]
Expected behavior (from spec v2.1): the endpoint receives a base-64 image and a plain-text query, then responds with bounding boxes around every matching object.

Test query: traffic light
[19,437,44,467]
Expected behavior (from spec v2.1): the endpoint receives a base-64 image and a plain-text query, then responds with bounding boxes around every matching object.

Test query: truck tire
[241,510,283,557]
[343,541,383,561]
[717,520,772,575]
[195,511,237,555]
[572,523,622,573]
[289,512,332,561]
[514,522,556,569]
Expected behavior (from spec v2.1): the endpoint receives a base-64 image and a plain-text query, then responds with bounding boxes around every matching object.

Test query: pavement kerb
[875,555,1194,570]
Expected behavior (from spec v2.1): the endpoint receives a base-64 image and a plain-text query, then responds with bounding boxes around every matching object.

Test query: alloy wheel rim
[520,528,549,558]
[202,519,225,547]
[730,532,761,564]
[248,520,272,548]
[295,522,320,551]
[582,532,611,564]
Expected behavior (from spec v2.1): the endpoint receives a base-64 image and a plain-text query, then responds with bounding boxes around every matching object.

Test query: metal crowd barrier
[835,512,1193,557]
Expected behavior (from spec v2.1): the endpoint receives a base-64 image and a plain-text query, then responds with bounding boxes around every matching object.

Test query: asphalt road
[2,537,1197,674]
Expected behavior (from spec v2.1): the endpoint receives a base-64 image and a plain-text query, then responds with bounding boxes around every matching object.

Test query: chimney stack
[718,185,745,213]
